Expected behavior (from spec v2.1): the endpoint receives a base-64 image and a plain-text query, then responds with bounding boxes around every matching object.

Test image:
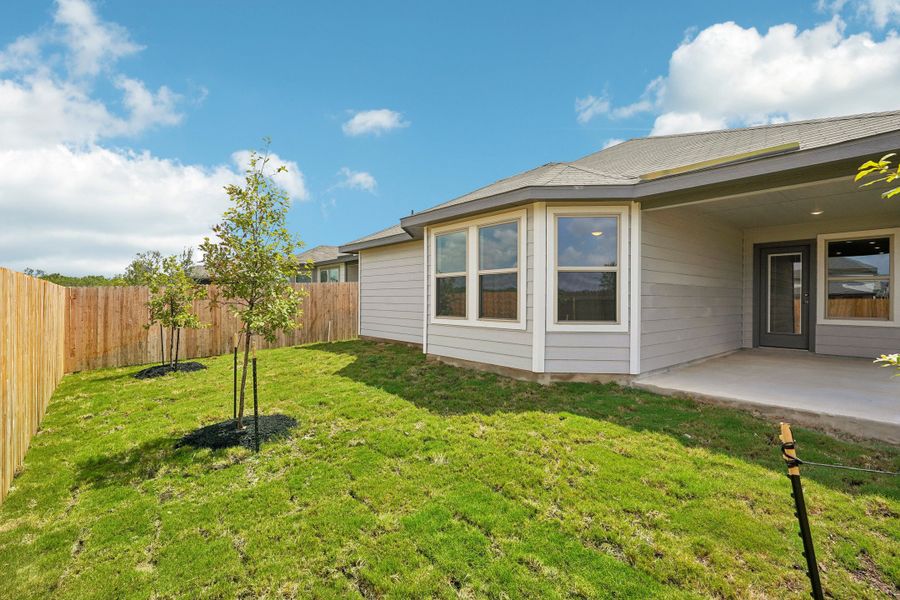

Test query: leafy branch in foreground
[856,152,900,199]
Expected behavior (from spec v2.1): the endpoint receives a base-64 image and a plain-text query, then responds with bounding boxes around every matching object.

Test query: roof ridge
[416,162,563,216]
[621,109,900,143]
[559,162,634,180]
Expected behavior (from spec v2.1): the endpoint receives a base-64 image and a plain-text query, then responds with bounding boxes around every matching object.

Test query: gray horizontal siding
[816,324,900,359]
[641,208,743,373]
[359,241,424,345]
[544,332,630,374]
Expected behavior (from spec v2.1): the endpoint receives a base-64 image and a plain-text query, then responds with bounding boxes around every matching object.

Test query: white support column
[532,202,547,373]
[422,226,429,354]
[629,201,642,375]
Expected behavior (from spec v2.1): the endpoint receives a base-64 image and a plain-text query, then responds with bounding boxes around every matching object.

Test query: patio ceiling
[652,176,900,230]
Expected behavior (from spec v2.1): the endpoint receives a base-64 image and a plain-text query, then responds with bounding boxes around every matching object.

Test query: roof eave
[339,232,415,253]
[398,128,900,228]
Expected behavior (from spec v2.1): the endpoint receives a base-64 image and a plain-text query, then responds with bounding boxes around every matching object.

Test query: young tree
[200,142,306,429]
[124,251,166,364]
[147,253,207,370]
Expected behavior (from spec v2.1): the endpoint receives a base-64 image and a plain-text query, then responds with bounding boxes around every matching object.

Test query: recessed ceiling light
[869,240,876,244]
[810,209,824,215]
[591,231,603,237]
[836,251,842,255]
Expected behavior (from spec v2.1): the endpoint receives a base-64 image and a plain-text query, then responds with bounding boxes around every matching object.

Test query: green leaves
[856,153,900,199]
[199,140,307,343]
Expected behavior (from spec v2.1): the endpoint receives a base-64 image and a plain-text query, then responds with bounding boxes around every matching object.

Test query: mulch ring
[133,362,208,379]
[177,414,298,450]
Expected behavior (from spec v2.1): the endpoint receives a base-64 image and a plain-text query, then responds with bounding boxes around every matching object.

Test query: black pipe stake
[232,345,238,421]
[252,356,259,453]
[789,474,824,600]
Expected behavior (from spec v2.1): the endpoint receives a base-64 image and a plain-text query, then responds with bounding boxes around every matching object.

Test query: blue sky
[1,0,898,274]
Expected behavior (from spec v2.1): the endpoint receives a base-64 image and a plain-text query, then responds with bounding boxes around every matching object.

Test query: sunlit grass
[1,340,897,598]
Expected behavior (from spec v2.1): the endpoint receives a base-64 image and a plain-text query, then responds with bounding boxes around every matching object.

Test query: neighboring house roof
[188,264,210,283]
[297,245,358,266]
[340,110,900,252]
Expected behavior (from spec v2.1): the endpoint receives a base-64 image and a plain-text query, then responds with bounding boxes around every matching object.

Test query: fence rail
[0,269,358,503]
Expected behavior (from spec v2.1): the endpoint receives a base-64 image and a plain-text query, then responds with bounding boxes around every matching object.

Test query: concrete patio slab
[634,348,900,444]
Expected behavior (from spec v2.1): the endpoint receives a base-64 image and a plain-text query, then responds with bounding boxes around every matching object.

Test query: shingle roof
[418,109,900,215]
[296,245,356,265]
[341,224,410,248]
[344,110,900,247]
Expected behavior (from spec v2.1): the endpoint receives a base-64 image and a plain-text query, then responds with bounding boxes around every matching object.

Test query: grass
[1,340,898,599]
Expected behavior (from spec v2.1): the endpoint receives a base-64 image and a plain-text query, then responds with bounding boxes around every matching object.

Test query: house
[339,110,900,382]
[295,245,359,283]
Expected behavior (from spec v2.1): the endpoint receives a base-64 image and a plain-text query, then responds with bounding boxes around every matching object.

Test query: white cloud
[335,167,377,192]
[582,17,900,136]
[342,109,409,136]
[574,95,610,124]
[820,0,900,27]
[602,138,625,149]
[0,0,307,275]
[54,0,141,76]
[862,0,900,26]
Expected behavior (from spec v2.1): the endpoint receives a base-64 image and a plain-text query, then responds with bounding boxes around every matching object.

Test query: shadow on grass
[310,340,899,499]
[73,436,194,490]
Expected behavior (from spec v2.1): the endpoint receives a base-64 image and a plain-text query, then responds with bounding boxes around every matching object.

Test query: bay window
[430,210,526,328]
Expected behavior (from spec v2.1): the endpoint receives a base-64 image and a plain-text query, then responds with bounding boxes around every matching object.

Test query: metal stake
[232,333,238,421]
[252,355,259,453]
[780,423,824,600]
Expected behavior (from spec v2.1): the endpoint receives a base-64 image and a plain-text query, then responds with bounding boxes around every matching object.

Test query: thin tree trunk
[174,329,180,370]
[237,329,251,429]
[168,325,175,369]
[159,324,165,366]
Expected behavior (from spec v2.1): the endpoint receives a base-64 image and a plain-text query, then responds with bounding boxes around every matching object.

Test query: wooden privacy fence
[65,283,358,372]
[1,268,67,505]
[0,270,357,503]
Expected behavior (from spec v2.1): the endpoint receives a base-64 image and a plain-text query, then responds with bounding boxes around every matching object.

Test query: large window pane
[557,272,616,322]
[479,273,517,319]
[827,279,890,319]
[557,216,618,267]
[479,222,518,270]
[768,253,802,334]
[828,237,890,277]
[436,276,466,317]
[436,231,467,274]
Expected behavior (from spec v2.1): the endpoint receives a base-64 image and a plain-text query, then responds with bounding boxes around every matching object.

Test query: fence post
[779,423,824,600]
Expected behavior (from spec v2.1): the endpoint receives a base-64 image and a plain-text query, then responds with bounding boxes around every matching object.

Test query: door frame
[752,239,816,351]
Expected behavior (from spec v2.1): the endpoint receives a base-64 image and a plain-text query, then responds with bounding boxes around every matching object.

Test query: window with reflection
[319,267,340,282]
[826,236,891,320]
[435,230,467,317]
[555,215,619,322]
[478,221,518,319]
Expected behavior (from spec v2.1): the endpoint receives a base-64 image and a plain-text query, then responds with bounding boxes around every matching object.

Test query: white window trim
[546,205,630,333]
[816,227,898,328]
[429,208,527,330]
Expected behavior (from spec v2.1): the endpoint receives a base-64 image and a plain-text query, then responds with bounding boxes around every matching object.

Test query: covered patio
[634,348,899,443]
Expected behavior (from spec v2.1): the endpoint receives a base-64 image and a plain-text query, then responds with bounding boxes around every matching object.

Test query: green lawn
[1,341,897,599]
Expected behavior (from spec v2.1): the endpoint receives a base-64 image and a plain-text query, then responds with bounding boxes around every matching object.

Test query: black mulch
[177,414,298,450]
[133,362,208,379]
